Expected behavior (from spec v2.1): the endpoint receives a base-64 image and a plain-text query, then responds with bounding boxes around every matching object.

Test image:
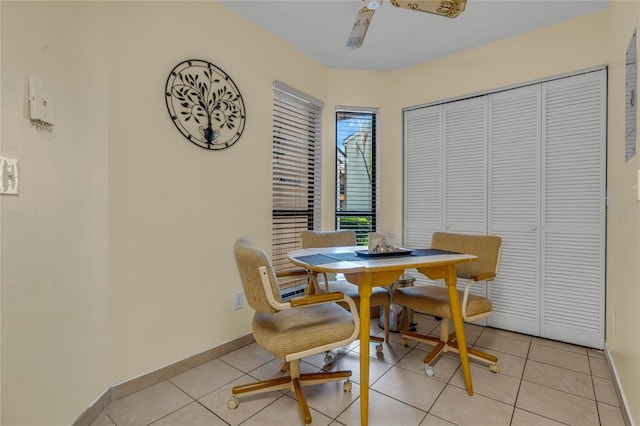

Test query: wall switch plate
[0,157,19,195]
[234,291,245,310]
[28,76,55,126]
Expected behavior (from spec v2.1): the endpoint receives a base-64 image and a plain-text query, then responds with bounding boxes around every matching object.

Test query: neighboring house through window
[336,108,379,244]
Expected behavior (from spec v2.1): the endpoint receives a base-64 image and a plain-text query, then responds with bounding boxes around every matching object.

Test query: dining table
[288,245,477,426]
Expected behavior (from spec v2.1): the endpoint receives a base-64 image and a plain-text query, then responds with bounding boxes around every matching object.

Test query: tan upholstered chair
[231,239,359,425]
[300,230,391,354]
[392,232,502,376]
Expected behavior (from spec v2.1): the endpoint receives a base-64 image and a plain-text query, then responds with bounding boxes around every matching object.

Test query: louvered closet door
[443,97,487,236]
[487,85,541,336]
[404,107,443,248]
[403,107,443,286]
[541,71,606,349]
[443,97,488,297]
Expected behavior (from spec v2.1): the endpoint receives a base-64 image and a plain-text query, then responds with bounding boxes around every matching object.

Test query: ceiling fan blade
[346,6,376,49]
[390,0,467,18]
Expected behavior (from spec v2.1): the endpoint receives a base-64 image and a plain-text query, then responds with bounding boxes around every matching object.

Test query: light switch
[0,157,19,195]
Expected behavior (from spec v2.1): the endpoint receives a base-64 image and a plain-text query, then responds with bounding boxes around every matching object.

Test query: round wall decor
[165,59,246,150]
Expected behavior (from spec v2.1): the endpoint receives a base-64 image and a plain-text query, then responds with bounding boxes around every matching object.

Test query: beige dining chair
[392,232,502,377]
[300,230,391,355]
[231,238,359,426]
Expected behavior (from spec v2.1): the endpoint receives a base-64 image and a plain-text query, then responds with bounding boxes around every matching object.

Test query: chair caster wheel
[376,343,383,353]
[424,365,435,377]
[324,354,334,366]
[489,363,500,373]
[343,380,352,392]
[227,395,239,409]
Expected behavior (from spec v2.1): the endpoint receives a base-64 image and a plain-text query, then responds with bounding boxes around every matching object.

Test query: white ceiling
[220,0,610,72]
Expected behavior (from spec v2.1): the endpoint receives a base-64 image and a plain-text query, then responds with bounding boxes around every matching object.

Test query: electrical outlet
[0,157,19,195]
[234,291,245,310]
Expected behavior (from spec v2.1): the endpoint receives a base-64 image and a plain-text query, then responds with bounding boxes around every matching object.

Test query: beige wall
[1,2,110,424]
[1,1,639,425]
[1,1,328,424]
[105,0,328,387]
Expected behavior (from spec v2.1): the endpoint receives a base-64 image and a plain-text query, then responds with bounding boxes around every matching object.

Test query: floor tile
[592,376,619,406]
[474,331,531,358]
[589,355,613,379]
[523,359,594,399]
[245,358,293,382]
[483,327,532,343]
[105,381,193,426]
[468,348,526,379]
[219,341,275,372]
[367,338,414,365]
[510,408,565,426]
[371,365,446,411]
[323,349,392,386]
[92,314,623,426]
[449,364,521,405]
[597,402,626,426]
[170,358,244,399]
[527,342,590,374]
[531,336,588,355]
[150,401,227,425]
[198,375,284,426]
[516,380,599,425]
[241,393,333,426]
[291,376,360,418]
[336,389,427,426]
[430,384,513,426]
[419,414,456,425]
[395,347,460,384]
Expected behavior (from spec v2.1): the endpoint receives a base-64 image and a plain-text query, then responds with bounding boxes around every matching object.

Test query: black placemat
[293,248,459,266]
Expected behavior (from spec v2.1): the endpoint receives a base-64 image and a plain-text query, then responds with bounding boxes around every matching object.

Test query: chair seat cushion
[325,281,390,309]
[393,285,492,320]
[253,302,356,360]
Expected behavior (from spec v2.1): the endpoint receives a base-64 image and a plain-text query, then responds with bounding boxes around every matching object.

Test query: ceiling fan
[346,0,467,49]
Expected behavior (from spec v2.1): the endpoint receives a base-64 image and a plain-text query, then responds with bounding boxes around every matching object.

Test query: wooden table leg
[445,265,473,396]
[358,279,372,426]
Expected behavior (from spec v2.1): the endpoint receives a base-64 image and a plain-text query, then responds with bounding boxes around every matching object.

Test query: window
[272,81,322,292]
[336,109,378,244]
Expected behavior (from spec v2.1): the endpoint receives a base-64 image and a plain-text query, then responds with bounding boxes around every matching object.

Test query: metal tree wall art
[165,59,246,150]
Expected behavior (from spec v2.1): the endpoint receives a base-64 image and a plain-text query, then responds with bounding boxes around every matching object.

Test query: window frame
[335,107,379,244]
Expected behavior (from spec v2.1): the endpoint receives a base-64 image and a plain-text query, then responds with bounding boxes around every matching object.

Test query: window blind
[336,109,378,244]
[272,81,322,290]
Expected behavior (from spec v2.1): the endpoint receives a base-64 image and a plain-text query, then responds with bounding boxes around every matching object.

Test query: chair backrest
[234,238,282,314]
[300,230,357,248]
[431,232,502,280]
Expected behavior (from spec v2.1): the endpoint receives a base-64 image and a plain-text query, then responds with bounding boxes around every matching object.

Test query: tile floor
[91,314,626,426]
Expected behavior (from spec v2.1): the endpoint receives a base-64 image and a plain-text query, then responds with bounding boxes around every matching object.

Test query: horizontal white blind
[273,81,322,289]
